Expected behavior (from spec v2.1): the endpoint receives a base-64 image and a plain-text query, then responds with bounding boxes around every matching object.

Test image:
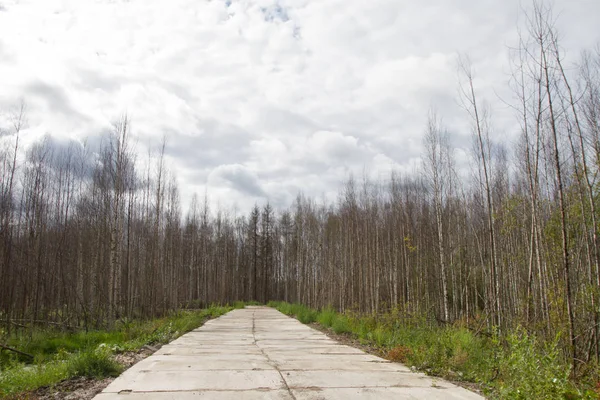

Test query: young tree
[423,111,453,322]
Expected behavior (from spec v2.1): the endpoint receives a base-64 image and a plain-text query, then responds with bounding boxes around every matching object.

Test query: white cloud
[0,0,598,211]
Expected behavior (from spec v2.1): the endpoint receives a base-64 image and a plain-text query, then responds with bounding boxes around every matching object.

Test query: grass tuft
[332,315,352,334]
[67,347,122,379]
[317,307,336,327]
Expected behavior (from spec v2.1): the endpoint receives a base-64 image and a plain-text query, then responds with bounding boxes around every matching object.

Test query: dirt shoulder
[8,346,158,400]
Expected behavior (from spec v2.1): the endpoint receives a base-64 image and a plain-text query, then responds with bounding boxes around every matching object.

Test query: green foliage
[269,301,317,323]
[270,301,592,400]
[332,315,352,334]
[0,304,234,397]
[494,330,575,400]
[0,359,70,395]
[297,308,318,324]
[269,301,292,315]
[232,301,247,309]
[317,307,336,327]
[67,345,122,379]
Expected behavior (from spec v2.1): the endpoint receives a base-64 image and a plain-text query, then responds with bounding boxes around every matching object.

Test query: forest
[1,2,599,384]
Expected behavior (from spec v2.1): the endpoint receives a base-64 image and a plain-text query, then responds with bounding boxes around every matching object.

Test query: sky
[0,0,599,212]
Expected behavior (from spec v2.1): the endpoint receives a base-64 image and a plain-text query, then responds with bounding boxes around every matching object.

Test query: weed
[387,345,412,363]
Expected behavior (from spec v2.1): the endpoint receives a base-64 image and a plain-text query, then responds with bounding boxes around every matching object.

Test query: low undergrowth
[268,301,599,400]
[0,304,240,397]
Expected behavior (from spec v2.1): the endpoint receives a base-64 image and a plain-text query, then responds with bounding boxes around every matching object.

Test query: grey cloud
[165,118,252,172]
[256,106,319,134]
[25,81,90,123]
[210,164,266,197]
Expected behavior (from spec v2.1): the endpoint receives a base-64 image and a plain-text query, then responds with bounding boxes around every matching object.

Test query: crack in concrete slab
[252,309,298,400]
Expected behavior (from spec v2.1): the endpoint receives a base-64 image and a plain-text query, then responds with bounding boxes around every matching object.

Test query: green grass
[0,304,239,397]
[268,301,599,400]
[68,346,123,378]
[316,307,336,327]
[267,301,318,324]
[332,315,352,334]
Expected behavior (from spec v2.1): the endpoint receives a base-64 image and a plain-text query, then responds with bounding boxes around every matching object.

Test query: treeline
[0,3,599,369]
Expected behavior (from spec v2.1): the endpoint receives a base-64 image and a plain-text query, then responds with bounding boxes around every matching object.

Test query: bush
[494,329,573,399]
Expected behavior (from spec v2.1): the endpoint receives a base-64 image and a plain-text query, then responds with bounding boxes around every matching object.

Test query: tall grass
[0,304,236,396]
[269,301,598,400]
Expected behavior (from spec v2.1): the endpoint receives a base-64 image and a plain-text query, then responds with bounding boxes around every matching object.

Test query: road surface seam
[252,309,298,400]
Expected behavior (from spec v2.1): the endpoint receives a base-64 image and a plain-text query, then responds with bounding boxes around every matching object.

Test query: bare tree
[423,111,453,322]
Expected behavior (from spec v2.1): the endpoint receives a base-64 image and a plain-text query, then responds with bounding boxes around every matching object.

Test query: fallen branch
[0,343,34,359]
[10,321,28,329]
[6,319,78,332]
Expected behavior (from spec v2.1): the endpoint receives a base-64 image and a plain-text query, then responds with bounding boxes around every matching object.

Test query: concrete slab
[292,387,484,400]
[94,307,484,399]
[283,370,452,389]
[267,353,384,363]
[139,353,268,361]
[128,355,274,371]
[95,391,293,399]
[156,346,264,355]
[103,370,285,392]
[276,360,411,372]
[265,346,366,354]
[256,339,338,345]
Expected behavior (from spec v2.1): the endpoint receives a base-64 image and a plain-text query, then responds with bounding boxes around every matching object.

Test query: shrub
[494,329,573,399]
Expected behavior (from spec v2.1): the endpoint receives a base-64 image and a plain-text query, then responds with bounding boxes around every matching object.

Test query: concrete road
[95,306,484,399]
